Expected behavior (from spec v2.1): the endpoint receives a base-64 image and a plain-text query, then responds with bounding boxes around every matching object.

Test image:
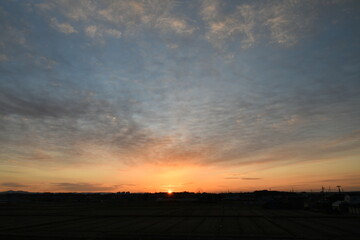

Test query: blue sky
[0,0,360,192]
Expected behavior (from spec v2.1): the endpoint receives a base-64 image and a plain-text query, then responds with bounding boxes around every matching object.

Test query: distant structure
[336,186,342,193]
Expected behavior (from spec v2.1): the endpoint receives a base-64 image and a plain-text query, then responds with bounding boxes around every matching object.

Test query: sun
[167,190,173,194]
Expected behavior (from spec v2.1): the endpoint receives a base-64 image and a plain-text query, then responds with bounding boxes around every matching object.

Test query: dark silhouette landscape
[1,190,359,239]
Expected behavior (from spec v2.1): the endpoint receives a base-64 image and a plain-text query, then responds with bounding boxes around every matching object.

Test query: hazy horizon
[1,0,359,193]
[2,189,355,194]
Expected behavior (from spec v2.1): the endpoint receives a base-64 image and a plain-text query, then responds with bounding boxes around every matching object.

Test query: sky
[0,0,359,193]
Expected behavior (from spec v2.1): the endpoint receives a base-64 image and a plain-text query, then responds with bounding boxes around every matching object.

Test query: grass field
[1,202,359,239]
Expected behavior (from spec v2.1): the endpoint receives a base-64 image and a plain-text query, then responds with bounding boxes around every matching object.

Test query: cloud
[85,25,97,38]
[27,150,53,161]
[167,43,179,49]
[200,0,220,21]
[0,89,95,118]
[35,2,54,11]
[201,2,256,49]
[50,17,77,34]
[0,22,27,49]
[53,183,117,192]
[37,0,96,21]
[0,0,359,174]
[1,45,359,170]
[263,2,318,46]
[104,28,122,38]
[326,130,360,147]
[116,184,136,187]
[199,0,339,49]
[0,169,21,174]
[22,0,354,50]
[0,182,27,188]
[242,178,262,180]
[155,17,195,35]
[85,25,121,39]
[0,53,8,61]
[37,0,194,37]
[292,175,360,189]
[0,84,159,167]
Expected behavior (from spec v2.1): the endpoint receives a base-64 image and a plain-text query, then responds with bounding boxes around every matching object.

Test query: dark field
[1,202,359,240]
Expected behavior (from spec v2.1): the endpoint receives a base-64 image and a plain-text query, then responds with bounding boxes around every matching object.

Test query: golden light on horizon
[167,190,173,194]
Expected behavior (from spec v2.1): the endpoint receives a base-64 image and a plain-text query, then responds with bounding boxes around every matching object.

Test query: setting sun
[167,190,173,194]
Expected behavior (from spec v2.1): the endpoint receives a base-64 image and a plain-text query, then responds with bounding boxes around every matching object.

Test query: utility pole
[336,185,341,193]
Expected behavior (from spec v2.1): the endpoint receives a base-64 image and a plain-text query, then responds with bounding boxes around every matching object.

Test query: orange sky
[1,147,359,192]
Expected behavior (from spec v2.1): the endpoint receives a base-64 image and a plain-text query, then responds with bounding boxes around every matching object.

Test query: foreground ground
[1,201,359,239]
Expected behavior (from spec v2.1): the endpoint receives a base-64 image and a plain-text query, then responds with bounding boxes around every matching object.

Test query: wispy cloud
[50,17,77,34]
[33,0,344,49]
[155,17,195,35]
[85,25,97,38]
[224,177,239,180]
[38,0,194,38]
[53,183,118,192]
[0,182,27,188]
[0,53,8,61]
[104,28,122,38]
[199,0,339,49]
[85,25,121,40]
[201,2,256,49]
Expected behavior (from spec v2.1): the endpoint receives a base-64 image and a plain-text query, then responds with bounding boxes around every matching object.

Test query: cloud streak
[50,18,77,34]
[0,182,27,188]
[53,183,117,192]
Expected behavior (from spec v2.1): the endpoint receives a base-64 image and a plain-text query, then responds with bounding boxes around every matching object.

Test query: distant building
[344,193,360,215]
[344,193,360,204]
